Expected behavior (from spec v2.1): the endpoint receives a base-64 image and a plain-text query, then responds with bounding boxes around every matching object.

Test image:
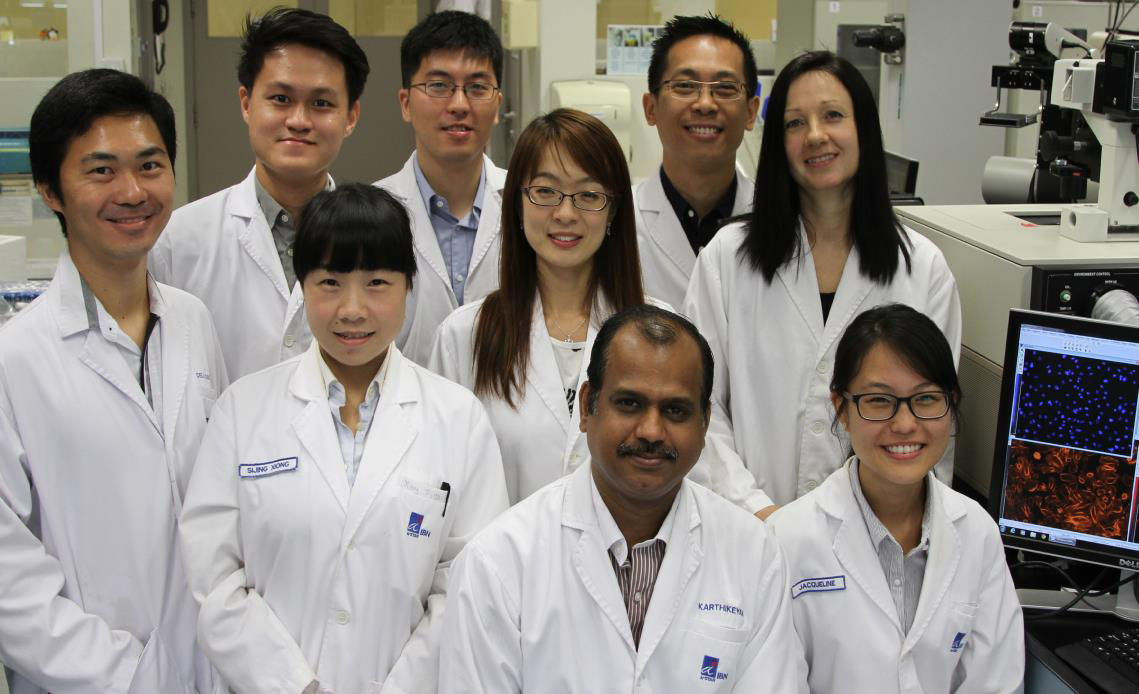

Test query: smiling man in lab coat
[439,305,806,693]
[634,15,760,308]
[150,8,368,380]
[374,11,507,365]
[0,69,227,694]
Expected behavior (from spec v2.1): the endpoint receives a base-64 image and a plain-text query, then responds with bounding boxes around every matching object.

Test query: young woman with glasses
[684,51,962,518]
[428,109,649,504]
[767,303,1024,693]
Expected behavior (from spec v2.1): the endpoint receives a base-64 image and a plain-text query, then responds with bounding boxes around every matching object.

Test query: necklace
[549,313,588,343]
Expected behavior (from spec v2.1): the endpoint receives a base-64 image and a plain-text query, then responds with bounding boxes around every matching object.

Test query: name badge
[791,575,846,599]
[239,457,298,479]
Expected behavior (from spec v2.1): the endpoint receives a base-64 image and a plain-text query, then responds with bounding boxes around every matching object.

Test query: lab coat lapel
[818,243,872,356]
[51,253,161,433]
[775,223,825,343]
[822,466,903,632]
[529,300,575,438]
[289,349,350,513]
[637,483,702,668]
[467,156,504,279]
[230,168,290,302]
[343,349,418,545]
[639,173,697,275]
[154,284,188,459]
[391,154,455,302]
[565,465,638,653]
[903,478,963,653]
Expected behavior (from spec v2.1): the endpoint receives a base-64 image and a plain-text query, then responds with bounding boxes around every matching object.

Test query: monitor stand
[1018,570,1139,621]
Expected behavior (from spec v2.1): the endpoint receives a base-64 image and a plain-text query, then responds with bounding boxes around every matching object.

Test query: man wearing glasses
[635,15,760,308]
[375,10,506,366]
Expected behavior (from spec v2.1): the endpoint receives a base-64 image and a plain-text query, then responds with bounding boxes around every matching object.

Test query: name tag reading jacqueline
[239,457,299,479]
[791,575,846,599]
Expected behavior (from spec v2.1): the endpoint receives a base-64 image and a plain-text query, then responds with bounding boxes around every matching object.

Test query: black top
[659,167,738,255]
[820,292,836,323]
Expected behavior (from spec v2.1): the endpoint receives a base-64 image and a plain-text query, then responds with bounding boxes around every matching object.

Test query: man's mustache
[616,441,678,460]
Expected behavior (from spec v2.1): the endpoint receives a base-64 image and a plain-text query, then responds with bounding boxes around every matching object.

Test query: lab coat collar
[563,463,703,665]
[387,152,505,304]
[229,167,332,301]
[53,250,167,337]
[775,220,874,349]
[818,457,966,647]
[289,339,418,521]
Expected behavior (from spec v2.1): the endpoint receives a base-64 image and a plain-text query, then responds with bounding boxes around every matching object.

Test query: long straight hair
[473,109,644,407]
[740,51,910,283]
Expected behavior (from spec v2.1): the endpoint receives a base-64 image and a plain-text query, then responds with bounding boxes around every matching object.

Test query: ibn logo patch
[700,655,728,682]
[406,512,431,538]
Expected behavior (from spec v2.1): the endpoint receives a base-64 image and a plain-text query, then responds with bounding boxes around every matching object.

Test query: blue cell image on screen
[1012,349,1139,457]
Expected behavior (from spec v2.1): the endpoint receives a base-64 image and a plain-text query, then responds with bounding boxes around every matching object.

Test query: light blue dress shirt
[412,156,486,305]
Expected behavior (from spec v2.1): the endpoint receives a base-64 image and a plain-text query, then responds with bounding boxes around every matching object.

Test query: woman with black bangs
[179,183,508,694]
[428,109,652,505]
[683,51,962,518]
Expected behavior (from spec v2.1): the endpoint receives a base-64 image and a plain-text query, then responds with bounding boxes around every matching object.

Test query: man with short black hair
[635,15,760,308]
[151,7,369,380]
[1,68,227,693]
[375,10,507,365]
[439,305,806,693]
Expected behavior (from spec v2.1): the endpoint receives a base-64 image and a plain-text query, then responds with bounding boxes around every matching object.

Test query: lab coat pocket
[944,601,979,659]
[678,621,750,689]
[127,627,194,694]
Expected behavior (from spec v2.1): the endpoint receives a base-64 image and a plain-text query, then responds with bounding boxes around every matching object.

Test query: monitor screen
[989,309,1139,572]
[884,150,919,196]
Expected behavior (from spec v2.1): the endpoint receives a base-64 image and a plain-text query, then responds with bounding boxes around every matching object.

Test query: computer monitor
[884,150,919,196]
[989,310,1139,591]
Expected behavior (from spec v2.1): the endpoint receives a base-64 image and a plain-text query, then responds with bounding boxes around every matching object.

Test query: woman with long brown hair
[429,108,647,504]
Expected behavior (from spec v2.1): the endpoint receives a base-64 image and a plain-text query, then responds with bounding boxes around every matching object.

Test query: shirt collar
[412,154,487,223]
[253,173,334,229]
[658,166,738,224]
[75,269,165,350]
[589,468,675,565]
[849,458,933,553]
[311,339,391,409]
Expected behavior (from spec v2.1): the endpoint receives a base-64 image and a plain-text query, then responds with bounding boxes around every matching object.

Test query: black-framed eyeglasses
[843,391,951,421]
[659,79,746,101]
[410,80,499,101]
[522,186,613,211]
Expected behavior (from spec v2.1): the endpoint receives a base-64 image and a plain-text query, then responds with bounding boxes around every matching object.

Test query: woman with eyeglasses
[767,303,1024,693]
[683,51,961,518]
[429,109,649,504]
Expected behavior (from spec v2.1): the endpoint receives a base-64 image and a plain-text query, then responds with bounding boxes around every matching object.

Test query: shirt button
[634,591,643,602]
[455,273,465,283]
[893,578,902,587]
[281,213,290,223]
[811,421,825,435]
[287,246,295,257]
[804,480,818,491]
[284,335,296,348]
[333,610,350,625]
[687,209,695,218]
[816,362,828,375]
[436,200,445,208]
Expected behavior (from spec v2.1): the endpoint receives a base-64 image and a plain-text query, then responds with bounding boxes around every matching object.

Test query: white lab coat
[150,167,310,381]
[633,173,754,309]
[0,252,227,694]
[683,222,962,510]
[439,463,809,693]
[179,343,508,694]
[767,459,1025,694]
[374,153,507,366]
[427,294,671,504]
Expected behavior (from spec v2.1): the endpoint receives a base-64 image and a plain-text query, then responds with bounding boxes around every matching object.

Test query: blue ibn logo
[406,512,431,538]
[700,655,728,682]
[950,632,967,653]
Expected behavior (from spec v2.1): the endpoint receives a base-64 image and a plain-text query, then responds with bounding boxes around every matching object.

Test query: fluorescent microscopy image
[1013,350,1139,456]
[1003,440,1136,539]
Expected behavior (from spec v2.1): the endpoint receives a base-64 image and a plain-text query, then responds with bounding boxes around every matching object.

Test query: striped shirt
[591,475,676,649]
[849,459,932,635]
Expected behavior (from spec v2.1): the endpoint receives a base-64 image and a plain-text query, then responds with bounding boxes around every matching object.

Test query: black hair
[30,68,176,237]
[647,14,758,99]
[239,7,370,106]
[400,10,504,88]
[293,183,417,288]
[740,50,911,284]
[586,304,714,416]
[830,303,961,425]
